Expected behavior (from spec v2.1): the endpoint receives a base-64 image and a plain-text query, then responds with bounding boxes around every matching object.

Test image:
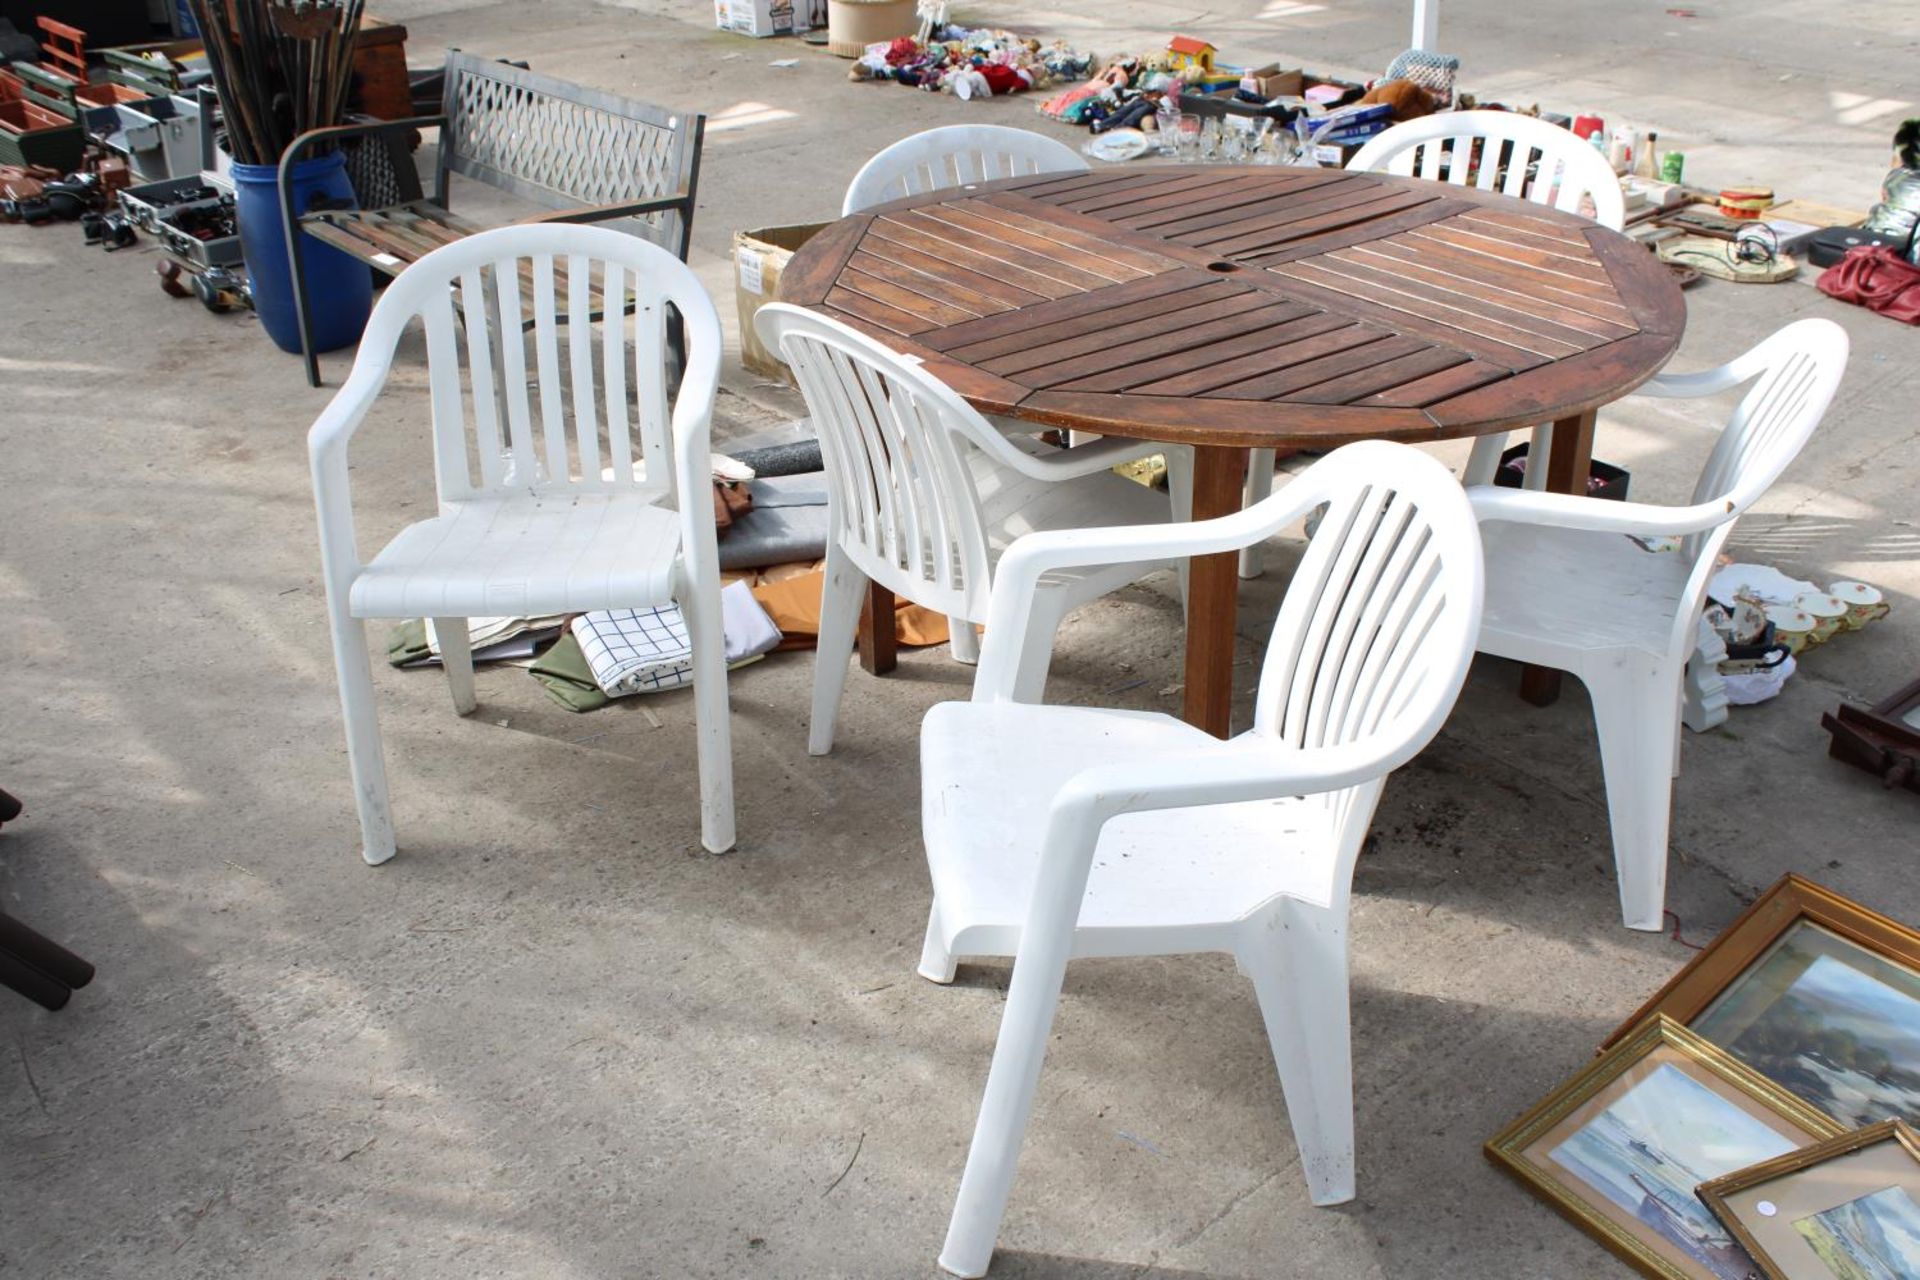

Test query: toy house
[1165,36,1216,76]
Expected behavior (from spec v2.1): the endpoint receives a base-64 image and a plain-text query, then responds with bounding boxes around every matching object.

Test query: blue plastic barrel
[231,152,373,355]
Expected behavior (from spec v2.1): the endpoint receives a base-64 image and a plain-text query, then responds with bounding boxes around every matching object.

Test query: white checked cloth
[572,582,783,697]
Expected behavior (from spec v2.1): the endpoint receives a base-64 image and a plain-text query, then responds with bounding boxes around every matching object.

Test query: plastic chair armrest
[1467,483,1734,538]
[971,496,1321,702]
[307,359,392,592]
[1002,434,1168,481]
[1635,365,1750,399]
[307,359,392,467]
[1051,736,1393,826]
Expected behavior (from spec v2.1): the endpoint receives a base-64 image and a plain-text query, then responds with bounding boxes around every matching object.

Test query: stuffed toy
[1358,78,1439,122]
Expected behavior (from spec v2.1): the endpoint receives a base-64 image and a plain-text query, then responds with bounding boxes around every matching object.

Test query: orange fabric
[743,566,951,649]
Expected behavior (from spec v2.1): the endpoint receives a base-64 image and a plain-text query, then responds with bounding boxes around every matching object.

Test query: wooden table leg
[858,581,897,676]
[1184,446,1249,738]
[1519,407,1599,707]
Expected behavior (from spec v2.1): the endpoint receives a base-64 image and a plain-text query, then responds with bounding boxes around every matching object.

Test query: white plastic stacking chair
[842,124,1087,216]
[1470,318,1848,931]
[843,125,1111,659]
[1348,110,1626,224]
[1239,111,1625,578]
[309,223,735,861]
[923,441,1485,1277]
[754,303,1183,756]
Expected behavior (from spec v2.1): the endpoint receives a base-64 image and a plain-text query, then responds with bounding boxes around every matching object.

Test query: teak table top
[779,166,1684,449]
[780,165,1687,735]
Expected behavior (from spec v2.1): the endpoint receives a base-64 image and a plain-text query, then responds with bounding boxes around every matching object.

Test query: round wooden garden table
[779,165,1685,736]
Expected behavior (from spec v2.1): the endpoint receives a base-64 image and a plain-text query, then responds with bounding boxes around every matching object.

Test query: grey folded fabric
[719,471,830,571]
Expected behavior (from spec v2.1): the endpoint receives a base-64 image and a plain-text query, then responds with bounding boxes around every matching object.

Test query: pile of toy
[848,25,1092,99]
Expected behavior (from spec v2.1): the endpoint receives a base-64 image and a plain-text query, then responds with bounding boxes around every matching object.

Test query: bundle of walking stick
[184,0,369,165]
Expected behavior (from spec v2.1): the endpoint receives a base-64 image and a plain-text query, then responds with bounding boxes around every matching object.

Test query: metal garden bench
[279,50,704,385]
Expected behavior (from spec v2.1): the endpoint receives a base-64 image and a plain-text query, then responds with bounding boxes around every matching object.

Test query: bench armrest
[283,116,449,206]
[522,192,702,257]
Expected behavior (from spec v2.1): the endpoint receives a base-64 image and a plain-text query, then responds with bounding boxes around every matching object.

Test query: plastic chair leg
[1166,445,1193,610]
[680,575,737,854]
[938,906,1078,1278]
[950,617,981,666]
[1240,901,1356,1206]
[809,546,867,757]
[1010,589,1072,705]
[435,618,477,716]
[1584,657,1680,931]
[1239,449,1275,579]
[1523,423,1554,491]
[326,602,397,865]
[1461,432,1506,487]
[918,900,957,983]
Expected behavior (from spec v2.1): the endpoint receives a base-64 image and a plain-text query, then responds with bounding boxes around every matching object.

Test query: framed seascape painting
[1699,1120,1920,1280]
[1607,876,1920,1130]
[1488,1016,1844,1280]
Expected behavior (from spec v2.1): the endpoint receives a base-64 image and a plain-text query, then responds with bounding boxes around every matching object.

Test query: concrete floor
[2,2,1917,1276]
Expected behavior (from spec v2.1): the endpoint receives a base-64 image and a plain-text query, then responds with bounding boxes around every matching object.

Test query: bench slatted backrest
[439,51,702,259]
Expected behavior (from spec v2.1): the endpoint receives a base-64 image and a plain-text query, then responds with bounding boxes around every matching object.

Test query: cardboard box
[1238,64,1304,99]
[715,0,808,38]
[734,222,831,382]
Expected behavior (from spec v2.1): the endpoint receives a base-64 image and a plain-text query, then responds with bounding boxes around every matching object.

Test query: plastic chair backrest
[842,125,1087,215]
[1653,317,1849,661]
[755,304,1021,620]
[1346,110,1626,229]
[1687,318,1849,543]
[349,222,721,509]
[1252,443,1484,776]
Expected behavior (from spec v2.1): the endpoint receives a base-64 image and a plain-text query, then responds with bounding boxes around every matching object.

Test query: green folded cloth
[386,619,431,667]
[528,633,610,713]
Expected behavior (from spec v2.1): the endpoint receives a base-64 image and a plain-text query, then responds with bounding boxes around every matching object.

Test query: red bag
[1816,245,1920,324]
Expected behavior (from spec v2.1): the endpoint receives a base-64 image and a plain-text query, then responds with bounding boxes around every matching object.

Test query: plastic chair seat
[349,486,679,619]
[923,702,1335,956]
[1476,521,1691,659]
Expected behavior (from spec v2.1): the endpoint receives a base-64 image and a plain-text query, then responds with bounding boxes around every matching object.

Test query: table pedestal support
[1183,445,1250,738]
[1520,407,1599,707]
[858,581,897,676]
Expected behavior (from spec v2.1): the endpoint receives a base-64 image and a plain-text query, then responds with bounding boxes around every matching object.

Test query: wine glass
[1175,114,1202,162]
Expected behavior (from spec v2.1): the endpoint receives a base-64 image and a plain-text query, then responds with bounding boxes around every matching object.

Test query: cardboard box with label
[714,0,808,38]
[734,222,830,381]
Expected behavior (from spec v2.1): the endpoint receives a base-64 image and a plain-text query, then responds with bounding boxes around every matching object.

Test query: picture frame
[1821,674,1920,793]
[1698,1119,1920,1279]
[1604,874,1920,1130]
[1488,1015,1844,1280]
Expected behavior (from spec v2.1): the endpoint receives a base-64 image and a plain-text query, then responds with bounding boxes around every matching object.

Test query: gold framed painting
[1604,875,1920,1131]
[1698,1120,1920,1279]
[1488,1015,1844,1280]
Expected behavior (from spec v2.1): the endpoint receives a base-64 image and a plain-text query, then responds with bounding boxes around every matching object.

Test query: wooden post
[1411,0,1439,50]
